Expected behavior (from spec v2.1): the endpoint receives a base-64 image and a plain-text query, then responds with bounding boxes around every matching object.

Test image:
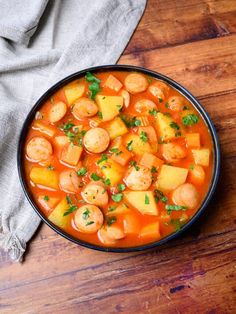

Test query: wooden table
[1,1,236,313]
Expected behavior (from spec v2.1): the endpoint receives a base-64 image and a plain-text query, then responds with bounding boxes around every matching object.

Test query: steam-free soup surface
[23,71,213,247]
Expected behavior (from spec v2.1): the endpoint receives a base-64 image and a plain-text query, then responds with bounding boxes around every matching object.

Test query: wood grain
[1,0,236,313]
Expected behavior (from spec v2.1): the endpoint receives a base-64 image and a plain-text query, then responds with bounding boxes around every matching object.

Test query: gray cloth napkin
[0,0,146,262]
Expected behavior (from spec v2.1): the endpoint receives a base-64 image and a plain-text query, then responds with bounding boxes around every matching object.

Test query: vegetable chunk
[105,117,128,139]
[123,134,152,155]
[155,112,178,141]
[48,198,71,228]
[104,74,122,92]
[30,167,59,189]
[96,95,123,121]
[64,84,85,105]
[124,191,158,215]
[139,222,160,240]
[98,158,124,186]
[156,165,188,191]
[49,101,67,123]
[192,148,210,166]
[186,133,200,148]
[60,143,83,166]
[139,152,164,170]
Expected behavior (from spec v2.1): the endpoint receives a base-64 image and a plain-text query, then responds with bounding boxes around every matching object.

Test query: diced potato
[155,112,178,141]
[49,102,67,123]
[186,133,200,148]
[156,165,188,191]
[192,148,210,166]
[139,222,160,240]
[107,203,130,216]
[123,134,152,156]
[111,145,132,166]
[33,121,56,137]
[64,84,85,105]
[30,167,59,189]
[123,213,140,234]
[54,136,70,147]
[48,198,71,228]
[98,158,124,186]
[139,153,164,170]
[124,191,158,215]
[105,117,128,139]
[104,74,123,92]
[38,195,60,211]
[95,95,123,121]
[60,143,83,166]
[138,126,158,153]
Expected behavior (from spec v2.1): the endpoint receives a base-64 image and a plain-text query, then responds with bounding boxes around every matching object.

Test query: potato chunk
[156,165,188,191]
[98,158,124,186]
[192,148,210,166]
[123,213,140,234]
[105,117,128,139]
[38,195,60,211]
[48,198,71,228]
[60,143,83,166]
[139,222,160,240]
[155,112,178,141]
[64,84,85,105]
[186,133,200,148]
[30,167,59,189]
[124,191,158,215]
[123,134,152,156]
[139,152,164,170]
[33,121,56,137]
[96,95,123,121]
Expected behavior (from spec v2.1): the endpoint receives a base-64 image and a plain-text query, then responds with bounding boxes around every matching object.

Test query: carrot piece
[139,222,161,240]
[104,74,123,92]
[60,143,83,166]
[189,164,205,185]
[123,213,140,234]
[111,144,132,166]
[54,136,70,147]
[186,133,200,148]
[139,152,164,170]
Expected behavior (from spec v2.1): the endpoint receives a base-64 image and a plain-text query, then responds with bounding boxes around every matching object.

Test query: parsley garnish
[112,193,123,202]
[149,109,158,116]
[170,121,180,130]
[126,140,133,151]
[120,115,141,128]
[159,98,163,103]
[108,206,116,212]
[47,165,54,171]
[151,166,157,173]
[183,105,189,110]
[182,114,199,126]
[165,204,188,214]
[82,208,90,220]
[97,111,103,119]
[118,183,125,192]
[134,119,141,126]
[77,167,87,176]
[104,178,111,186]
[129,160,140,171]
[62,122,74,131]
[189,164,194,170]
[66,195,72,205]
[140,131,148,142]
[165,102,169,108]
[86,221,94,226]
[107,216,117,226]
[85,72,101,100]
[110,147,123,156]
[44,196,49,201]
[145,195,150,204]
[91,173,101,181]
[63,205,77,216]
[154,190,168,203]
[97,154,108,164]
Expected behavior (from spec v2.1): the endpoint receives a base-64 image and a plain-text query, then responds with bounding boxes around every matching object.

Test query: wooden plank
[120,35,236,98]
[125,0,236,54]
[0,230,235,313]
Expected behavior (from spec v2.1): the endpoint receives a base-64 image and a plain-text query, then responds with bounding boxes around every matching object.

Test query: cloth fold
[0,0,146,262]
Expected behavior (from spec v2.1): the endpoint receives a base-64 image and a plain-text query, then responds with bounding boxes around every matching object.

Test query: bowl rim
[17,64,221,253]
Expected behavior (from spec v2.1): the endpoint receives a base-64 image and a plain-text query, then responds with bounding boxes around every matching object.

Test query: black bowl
[17,65,220,252]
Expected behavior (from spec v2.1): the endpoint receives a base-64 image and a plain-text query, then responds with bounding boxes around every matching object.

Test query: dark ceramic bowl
[17,65,220,252]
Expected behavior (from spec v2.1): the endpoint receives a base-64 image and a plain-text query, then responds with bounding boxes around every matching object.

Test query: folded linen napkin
[0,0,146,262]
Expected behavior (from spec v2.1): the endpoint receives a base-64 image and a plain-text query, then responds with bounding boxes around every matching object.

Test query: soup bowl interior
[17,65,220,252]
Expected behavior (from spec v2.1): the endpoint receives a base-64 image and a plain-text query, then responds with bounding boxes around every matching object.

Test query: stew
[23,71,213,247]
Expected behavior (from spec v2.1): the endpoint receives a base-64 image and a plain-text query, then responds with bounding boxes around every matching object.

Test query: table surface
[1,1,236,313]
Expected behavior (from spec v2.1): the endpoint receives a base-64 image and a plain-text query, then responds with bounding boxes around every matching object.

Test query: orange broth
[23,71,213,247]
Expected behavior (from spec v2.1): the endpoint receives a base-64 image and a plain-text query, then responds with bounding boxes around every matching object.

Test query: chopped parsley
[91,173,101,181]
[110,147,123,156]
[134,119,141,126]
[112,193,123,202]
[47,165,54,171]
[86,221,94,226]
[107,216,117,226]
[63,205,78,216]
[140,131,148,142]
[145,195,150,204]
[104,178,111,186]
[85,72,101,99]
[118,183,125,192]
[183,105,190,110]
[159,98,163,103]
[149,109,158,116]
[126,140,133,151]
[147,77,152,84]
[151,166,157,173]
[65,131,75,142]
[66,195,72,205]
[165,204,188,214]
[171,219,182,231]
[62,122,74,131]
[182,114,199,126]
[97,111,103,119]
[44,195,49,201]
[77,167,87,176]
[175,131,182,137]
[165,102,169,108]
[189,164,195,170]
[129,160,140,171]
[82,208,90,220]
[120,115,141,128]
[154,190,168,203]
[97,154,108,164]
[108,206,116,212]
[170,121,180,130]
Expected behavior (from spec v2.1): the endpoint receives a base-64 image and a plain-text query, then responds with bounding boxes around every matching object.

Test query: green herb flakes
[182,114,199,126]
[112,193,123,202]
